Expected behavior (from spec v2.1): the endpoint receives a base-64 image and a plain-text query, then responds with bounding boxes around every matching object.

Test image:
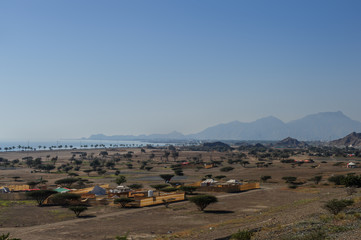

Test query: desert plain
[0,143,361,240]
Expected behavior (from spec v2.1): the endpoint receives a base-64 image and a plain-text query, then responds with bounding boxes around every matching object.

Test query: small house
[347,162,357,168]
[201,179,218,186]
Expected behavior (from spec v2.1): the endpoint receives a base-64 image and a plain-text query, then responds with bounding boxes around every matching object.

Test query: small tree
[145,166,153,171]
[115,175,127,185]
[27,181,40,189]
[179,186,197,195]
[220,167,234,172]
[114,198,134,208]
[150,184,169,191]
[214,175,226,180]
[26,190,57,206]
[324,199,354,215]
[310,175,322,184]
[69,205,88,217]
[241,161,250,167]
[260,176,271,182]
[83,169,93,177]
[54,178,79,188]
[128,184,143,190]
[160,174,174,183]
[51,193,81,206]
[174,169,184,176]
[12,176,21,182]
[282,176,297,183]
[188,195,218,211]
[161,187,177,192]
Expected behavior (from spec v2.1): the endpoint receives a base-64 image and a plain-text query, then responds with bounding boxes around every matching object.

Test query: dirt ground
[0,147,361,239]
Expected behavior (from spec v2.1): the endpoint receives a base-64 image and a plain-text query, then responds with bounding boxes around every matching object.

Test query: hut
[347,162,357,168]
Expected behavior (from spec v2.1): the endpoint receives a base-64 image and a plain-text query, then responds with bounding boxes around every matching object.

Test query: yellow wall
[136,193,185,207]
[1,185,30,191]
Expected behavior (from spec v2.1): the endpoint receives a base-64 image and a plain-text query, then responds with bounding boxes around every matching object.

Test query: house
[200,179,218,186]
[204,163,214,169]
[347,162,357,168]
[53,187,71,193]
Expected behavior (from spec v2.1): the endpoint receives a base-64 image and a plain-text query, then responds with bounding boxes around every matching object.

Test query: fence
[130,192,185,207]
[197,182,260,193]
[0,192,31,200]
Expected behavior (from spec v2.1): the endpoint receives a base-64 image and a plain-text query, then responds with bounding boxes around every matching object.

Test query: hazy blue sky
[1,0,361,140]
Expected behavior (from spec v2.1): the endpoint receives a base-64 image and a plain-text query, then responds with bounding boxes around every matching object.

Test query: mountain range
[330,132,361,147]
[86,111,361,141]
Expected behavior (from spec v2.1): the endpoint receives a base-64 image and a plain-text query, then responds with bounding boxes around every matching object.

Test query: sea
[0,139,171,152]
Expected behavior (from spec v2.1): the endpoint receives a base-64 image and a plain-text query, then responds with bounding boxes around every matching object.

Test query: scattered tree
[188,195,218,211]
[159,174,174,183]
[220,167,234,172]
[68,205,88,217]
[214,175,226,180]
[54,178,79,188]
[128,184,143,190]
[51,193,81,206]
[150,184,169,191]
[282,176,297,183]
[26,190,57,206]
[114,198,134,208]
[179,186,197,194]
[115,175,127,185]
[310,175,322,184]
[260,176,272,182]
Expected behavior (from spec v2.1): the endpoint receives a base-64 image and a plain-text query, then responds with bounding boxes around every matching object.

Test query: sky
[1,0,361,140]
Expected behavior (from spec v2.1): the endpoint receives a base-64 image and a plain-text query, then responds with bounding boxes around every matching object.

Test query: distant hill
[184,141,232,152]
[86,111,361,141]
[329,132,361,147]
[286,111,361,141]
[273,137,308,148]
[190,111,361,141]
[188,116,288,140]
[87,131,186,141]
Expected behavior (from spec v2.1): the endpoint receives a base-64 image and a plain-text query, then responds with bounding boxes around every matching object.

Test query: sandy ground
[0,147,361,239]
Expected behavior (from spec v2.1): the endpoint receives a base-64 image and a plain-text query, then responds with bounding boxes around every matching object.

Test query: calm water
[0,139,169,152]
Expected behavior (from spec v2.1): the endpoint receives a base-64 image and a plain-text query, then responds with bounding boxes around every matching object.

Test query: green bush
[161,187,177,192]
[291,229,326,240]
[323,199,354,215]
[220,167,234,172]
[328,174,361,187]
[0,233,21,240]
[128,184,143,190]
[282,176,297,183]
[230,229,253,240]
[328,175,345,185]
[260,176,271,182]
